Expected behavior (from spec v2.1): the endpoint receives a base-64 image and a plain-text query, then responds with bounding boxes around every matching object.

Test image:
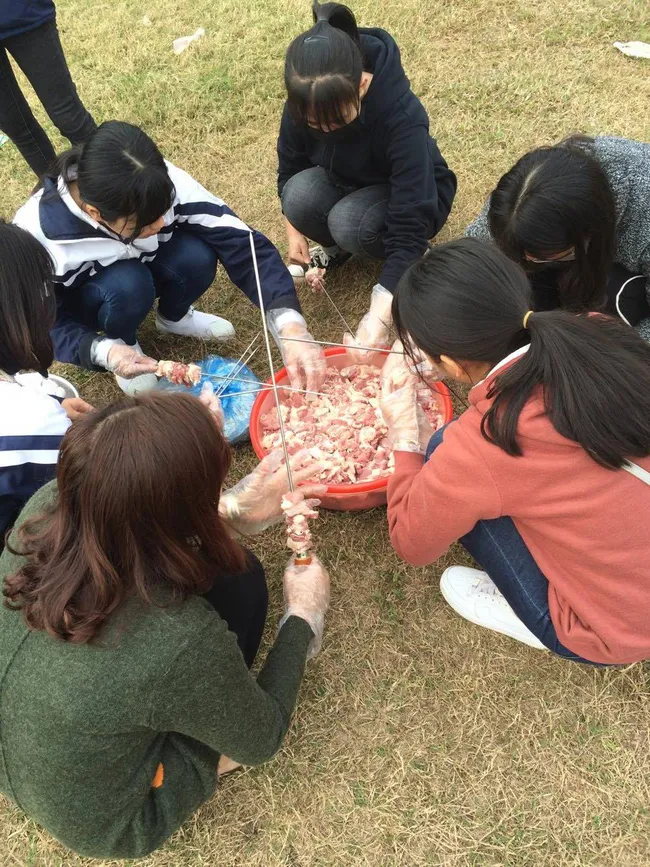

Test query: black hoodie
[277,27,457,292]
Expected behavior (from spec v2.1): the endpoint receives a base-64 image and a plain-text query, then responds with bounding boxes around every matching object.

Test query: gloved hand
[62,397,94,421]
[100,340,158,378]
[343,284,393,362]
[219,448,327,535]
[279,554,330,659]
[277,320,327,394]
[379,365,424,455]
[198,381,224,429]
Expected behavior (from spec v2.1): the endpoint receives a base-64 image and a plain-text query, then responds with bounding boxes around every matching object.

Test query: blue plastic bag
[156,355,260,444]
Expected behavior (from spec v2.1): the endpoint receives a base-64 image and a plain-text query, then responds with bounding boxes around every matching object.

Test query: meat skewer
[156,360,202,387]
[282,495,318,565]
[248,233,313,564]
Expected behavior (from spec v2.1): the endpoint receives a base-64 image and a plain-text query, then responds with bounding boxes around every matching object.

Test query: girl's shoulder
[0,379,70,438]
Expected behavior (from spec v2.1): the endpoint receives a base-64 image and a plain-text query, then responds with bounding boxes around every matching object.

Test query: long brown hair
[4,393,246,642]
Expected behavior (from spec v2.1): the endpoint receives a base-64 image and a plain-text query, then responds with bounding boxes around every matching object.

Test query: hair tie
[522,310,533,329]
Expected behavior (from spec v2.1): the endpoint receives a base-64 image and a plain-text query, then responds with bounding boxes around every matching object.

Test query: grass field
[1,1,650,864]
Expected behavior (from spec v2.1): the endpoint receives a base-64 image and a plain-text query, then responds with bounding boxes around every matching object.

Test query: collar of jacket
[38,176,118,244]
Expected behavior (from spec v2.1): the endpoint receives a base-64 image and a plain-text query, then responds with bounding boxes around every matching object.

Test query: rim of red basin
[249,346,454,494]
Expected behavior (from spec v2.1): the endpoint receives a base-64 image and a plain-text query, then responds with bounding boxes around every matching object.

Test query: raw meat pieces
[156,360,201,387]
[260,365,444,485]
[304,266,326,293]
[282,494,318,556]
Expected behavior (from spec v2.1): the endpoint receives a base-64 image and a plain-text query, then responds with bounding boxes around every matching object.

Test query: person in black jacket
[0,1,96,177]
[278,2,457,357]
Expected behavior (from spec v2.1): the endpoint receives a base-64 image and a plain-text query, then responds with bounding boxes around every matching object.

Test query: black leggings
[530,263,649,326]
[0,19,96,176]
[202,551,269,669]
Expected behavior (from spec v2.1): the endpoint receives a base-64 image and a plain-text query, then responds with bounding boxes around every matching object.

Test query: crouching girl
[0,392,329,859]
[381,237,650,665]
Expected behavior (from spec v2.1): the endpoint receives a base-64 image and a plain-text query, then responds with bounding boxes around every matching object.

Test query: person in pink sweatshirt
[380,237,650,666]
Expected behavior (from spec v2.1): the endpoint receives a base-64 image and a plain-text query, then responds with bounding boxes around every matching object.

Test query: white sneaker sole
[155,317,235,342]
[440,568,547,650]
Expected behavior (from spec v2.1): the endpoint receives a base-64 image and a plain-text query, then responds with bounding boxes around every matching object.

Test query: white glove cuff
[392,439,425,455]
[267,308,307,341]
[218,491,241,521]
[91,337,125,370]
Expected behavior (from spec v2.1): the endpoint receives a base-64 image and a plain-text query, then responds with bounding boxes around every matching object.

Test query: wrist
[391,438,425,454]
[91,337,124,370]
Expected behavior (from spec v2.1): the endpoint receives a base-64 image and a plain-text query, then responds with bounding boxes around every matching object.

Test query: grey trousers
[281,166,389,259]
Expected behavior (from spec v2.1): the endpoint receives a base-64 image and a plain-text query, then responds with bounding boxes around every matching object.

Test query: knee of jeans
[281,169,322,225]
[96,261,155,317]
[326,207,361,255]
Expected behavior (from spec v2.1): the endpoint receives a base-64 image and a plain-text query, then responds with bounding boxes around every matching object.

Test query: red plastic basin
[250,347,453,511]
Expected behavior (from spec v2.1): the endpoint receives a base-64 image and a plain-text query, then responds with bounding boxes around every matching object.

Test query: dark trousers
[531,262,649,327]
[0,20,96,177]
[203,551,269,669]
[426,425,604,666]
[60,231,218,347]
[281,166,391,259]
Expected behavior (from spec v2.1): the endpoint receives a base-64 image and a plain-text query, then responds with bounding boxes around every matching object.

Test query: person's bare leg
[217,755,242,776]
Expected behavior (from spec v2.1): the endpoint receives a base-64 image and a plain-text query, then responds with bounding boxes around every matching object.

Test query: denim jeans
[426,424,603,665]
[0,20,96,177]
[60,231,218,347]
[281,166,390,259]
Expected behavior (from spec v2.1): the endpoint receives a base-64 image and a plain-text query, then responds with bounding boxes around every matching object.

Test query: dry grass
[1,0,650,864]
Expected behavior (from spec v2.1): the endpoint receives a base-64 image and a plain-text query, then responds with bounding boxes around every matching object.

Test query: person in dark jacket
[278,2,457,357]
[0,1,96,177]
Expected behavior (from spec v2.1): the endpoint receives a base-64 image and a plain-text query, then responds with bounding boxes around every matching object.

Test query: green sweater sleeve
[151,613,313,765]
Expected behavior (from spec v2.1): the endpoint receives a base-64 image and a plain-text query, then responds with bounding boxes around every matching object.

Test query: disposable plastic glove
[198,381,224,429]
[343,284,393,362]
[279,554,330,659]
[267,310,327,393]
[101,340,158,378]
[219,448,327,535]
[278,320,327,393]
[379,366,424,455]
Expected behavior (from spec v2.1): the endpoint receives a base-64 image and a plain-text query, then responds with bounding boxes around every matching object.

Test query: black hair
[393,238,650,469]
[487,137,616,313]
[41,121,175,241]
[285,2,365,129]
[0,221,56,375]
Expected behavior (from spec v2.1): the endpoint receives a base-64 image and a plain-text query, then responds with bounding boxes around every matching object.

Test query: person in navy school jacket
[0,1,96,177]
[15,121,326,395]
[0,221,95,548]
[278,2,457,358]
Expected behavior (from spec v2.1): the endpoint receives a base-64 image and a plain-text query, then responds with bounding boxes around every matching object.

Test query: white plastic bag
[613,41,650,60]
[172,28,205,55]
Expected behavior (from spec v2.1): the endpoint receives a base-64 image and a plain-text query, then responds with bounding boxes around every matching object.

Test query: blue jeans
[62,231,218,346]
[426,425,604,665]
[281,166,391,259]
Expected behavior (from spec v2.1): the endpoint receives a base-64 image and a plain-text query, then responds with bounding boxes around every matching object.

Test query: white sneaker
[439,566,547,650]
[155,306,235,341]
[114,342,158,395]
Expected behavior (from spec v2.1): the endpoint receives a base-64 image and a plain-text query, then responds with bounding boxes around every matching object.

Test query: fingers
[259,448,288,474]
[291,463,322,486]
[286,360,304,393]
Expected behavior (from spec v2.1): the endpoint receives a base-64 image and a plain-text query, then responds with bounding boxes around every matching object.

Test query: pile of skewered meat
[261,364,444,485]
[282,495,318,556]
[156,360,202,387]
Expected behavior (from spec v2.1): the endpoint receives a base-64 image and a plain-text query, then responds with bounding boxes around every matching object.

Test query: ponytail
[33,144,83,194]
[312,2,360,45]
[393,238,650,469]
[285,2,364,129]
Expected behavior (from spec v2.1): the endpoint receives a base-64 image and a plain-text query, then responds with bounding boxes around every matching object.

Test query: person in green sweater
[0,391,330,859]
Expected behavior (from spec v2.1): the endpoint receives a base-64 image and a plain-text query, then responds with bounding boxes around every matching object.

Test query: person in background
[465,135,650,340]
[0,1,96,177]
[381,238,650,666]
[15,121,326,394]
[0,221,94,548]
[278,1,456,358]
[0,391,330,859]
